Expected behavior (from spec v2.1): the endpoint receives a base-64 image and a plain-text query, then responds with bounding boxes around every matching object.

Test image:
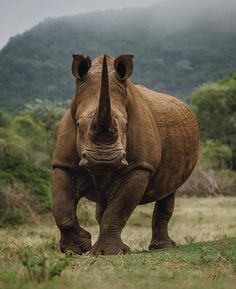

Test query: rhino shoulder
[136,85,198,128]
[53,109,80,170]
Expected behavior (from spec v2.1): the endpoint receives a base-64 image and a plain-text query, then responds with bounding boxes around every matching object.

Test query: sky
[0,0,161,49]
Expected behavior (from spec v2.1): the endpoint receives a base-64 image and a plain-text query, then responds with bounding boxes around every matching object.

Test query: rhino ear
[72,54,91,80]
[114,54,134,81]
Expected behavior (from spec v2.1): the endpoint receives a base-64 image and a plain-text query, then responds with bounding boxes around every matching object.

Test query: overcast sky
[0,0,162,49]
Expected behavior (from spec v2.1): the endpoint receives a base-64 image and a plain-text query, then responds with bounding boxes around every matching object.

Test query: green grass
[0,197,236,289]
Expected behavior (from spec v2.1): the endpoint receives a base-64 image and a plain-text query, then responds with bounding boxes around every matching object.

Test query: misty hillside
[0,0,236,110]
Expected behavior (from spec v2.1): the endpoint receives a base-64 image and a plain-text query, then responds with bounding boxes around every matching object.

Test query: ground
[0,197,236,289]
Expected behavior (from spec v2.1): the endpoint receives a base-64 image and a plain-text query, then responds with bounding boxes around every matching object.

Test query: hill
[0,0,236,111]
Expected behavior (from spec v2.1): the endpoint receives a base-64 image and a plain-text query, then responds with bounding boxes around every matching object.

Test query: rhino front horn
[96,55,112,131]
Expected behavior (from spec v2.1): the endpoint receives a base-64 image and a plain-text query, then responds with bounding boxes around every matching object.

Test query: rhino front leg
[149,192,176,250]
[52,168,92,255]
[90,170,150,255]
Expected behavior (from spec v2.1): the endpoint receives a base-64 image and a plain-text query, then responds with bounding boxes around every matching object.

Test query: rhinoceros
[52,54,199,255]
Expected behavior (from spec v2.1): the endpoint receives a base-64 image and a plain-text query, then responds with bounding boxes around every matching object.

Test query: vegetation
[0,100,66,226]
[1,0,236,111]
[0,197,236,289]
[192,73,236,169]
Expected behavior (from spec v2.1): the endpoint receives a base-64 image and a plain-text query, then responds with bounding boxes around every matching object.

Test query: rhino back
[136,85,200,201]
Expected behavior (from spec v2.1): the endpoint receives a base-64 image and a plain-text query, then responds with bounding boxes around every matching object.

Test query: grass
[0,197,236,289]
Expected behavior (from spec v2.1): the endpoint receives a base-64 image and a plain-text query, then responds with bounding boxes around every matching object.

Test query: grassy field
[0,197,236,289]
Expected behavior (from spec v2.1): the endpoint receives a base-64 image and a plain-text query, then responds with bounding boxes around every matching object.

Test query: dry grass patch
[0,197,236,289]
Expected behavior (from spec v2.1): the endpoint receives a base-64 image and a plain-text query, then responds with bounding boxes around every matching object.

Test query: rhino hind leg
[149,192,176,250]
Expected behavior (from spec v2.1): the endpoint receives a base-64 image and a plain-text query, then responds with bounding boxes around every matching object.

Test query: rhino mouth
[79,148,128,170]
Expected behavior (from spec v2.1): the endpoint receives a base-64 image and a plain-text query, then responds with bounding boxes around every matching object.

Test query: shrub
[0,110,10,128]
[19,246,71,283]
[0,183,38,226]
[0,105,54,226]
[191,76,236,169]
[200,139,233,170]
[179,166,236,197]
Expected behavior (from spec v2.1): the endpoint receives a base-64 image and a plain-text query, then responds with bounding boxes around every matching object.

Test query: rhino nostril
[82,152,87,159]
[122,152,126,159]
[79,152,88,167]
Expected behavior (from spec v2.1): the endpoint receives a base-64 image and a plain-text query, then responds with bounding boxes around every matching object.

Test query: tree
[192,73,236,169]
[25,99,67,164]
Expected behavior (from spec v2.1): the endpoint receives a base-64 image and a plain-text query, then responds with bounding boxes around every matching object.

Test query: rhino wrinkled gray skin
[52,54,199,255]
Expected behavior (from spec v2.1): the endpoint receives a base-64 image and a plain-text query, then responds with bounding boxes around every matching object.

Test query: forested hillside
[0,0,236,111]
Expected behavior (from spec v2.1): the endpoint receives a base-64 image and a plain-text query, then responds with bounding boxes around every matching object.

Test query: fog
[0,0,236,49]
[0,0,159,48]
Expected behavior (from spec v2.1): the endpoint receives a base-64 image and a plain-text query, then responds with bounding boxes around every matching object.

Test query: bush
[200,140,233,170]
[179,166,236,197]
[0,105,54,226]
[0,183,38,226]
[191,75,236,169]
[0,110,10,128]
[19,246,71,282]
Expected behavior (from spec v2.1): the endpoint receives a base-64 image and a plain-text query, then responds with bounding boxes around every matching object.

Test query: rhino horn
[96,55,112,130]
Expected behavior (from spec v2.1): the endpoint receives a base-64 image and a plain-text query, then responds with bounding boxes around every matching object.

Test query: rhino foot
[60,227,92,255]
[90,238,130,255]
[148,238,176,250]
[61,244,83,255]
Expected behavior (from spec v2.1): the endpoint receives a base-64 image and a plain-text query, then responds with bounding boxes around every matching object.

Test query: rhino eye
[123,121,128,132]
[76,121,85,136]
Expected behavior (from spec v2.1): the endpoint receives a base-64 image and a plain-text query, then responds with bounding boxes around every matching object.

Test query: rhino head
[71,54,134,172]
